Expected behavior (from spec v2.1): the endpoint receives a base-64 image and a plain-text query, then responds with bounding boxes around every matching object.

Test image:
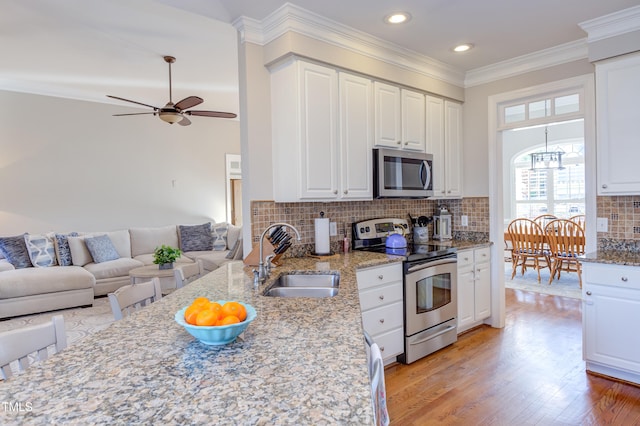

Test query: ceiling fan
[107,55,236,126]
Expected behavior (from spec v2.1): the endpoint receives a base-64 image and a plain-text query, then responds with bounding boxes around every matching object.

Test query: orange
[221,302,247,322]
[219,315,240,325]
[184,304,203,325]
[206,302,224,320]
[195,309,218,326]
[192,297,210,307]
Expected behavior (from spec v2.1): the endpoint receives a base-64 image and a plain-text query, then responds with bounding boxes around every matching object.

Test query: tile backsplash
[597,195,640,252]
[250,198,490,257]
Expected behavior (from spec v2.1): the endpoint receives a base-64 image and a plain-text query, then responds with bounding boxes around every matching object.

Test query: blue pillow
[55,232,79,266]
[85,234,120,263]
[0,233,33,269]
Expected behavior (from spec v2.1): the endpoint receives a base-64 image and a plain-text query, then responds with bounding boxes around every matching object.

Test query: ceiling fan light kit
[107,55,236,126]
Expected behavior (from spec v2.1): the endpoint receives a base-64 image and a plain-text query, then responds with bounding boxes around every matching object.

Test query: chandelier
[530,127,564,170]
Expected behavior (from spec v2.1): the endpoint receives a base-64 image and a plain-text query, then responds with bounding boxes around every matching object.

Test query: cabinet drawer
[584,263,640,288]
[356,263,403,290]
[359,282,403,311]
[457,249,473,268]
[371,328,404,359]
[474,246,491,264]
[362,301,403,335]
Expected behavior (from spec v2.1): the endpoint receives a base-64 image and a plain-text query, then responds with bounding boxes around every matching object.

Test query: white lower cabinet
[457,247,491,333]
[583,262,640,384]
[356,263,404,364]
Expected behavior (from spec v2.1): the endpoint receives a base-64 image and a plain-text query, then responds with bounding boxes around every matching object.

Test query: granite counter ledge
[581,250,640,267]
[0,252,400,425]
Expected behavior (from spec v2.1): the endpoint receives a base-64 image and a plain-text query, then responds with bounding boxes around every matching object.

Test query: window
[499,90,583,130]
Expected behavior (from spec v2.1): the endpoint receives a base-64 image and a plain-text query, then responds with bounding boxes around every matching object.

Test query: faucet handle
[265,254,276,274]
[252,269,260,286]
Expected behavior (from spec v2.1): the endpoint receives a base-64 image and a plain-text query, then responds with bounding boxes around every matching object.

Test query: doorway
[225,154,242,226]
[488,74,597,328]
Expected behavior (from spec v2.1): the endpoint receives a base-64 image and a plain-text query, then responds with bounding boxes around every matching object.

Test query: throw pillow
[178,222,213,252]
[24,234,57,267]
[85,234,120,263]
[54,232,79,266]
[0,234,33,269]
[225,238,242,260]
[212,223,229,251]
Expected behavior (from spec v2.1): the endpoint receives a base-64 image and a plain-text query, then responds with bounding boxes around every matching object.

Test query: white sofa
[0,223,242,319]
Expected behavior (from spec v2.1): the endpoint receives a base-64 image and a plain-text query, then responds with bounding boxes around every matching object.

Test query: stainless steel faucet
[257,222,301,283]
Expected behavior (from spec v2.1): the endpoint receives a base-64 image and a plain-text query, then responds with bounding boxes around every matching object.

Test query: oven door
[404,256,457,336]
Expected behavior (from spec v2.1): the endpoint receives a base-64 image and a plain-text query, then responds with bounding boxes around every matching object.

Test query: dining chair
[507,218,551,282]
[569,214,586,230]
[533,214,558,228]
[544,219,586,287]
[174,260,204,289]
[108,277,162,320]
[0,315,67,380]
[364,332,390,426]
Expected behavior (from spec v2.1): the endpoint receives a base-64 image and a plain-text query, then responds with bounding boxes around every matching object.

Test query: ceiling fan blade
[107,95,159,110]
[113,112,157,116]
[178,116,191,126]
[185,110,237,119]
[174,96,203,111]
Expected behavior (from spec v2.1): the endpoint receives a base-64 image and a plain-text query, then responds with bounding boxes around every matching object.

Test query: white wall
[0,90,240,234]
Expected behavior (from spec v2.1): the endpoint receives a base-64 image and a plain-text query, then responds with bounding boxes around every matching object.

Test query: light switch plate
[461,215,468,227]
[596,217,608,232]
[329,222,337,236]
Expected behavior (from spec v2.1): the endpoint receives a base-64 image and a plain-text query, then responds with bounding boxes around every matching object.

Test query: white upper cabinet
[270,59,372,202]
[373,82,402,149]
[339,72,373,199]
[426,97,463,198]
[401,89,426,151]
[596,52,640,195]
[373,82,426,152]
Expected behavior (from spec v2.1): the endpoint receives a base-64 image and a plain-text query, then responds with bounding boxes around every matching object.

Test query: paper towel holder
[313,211,333,256]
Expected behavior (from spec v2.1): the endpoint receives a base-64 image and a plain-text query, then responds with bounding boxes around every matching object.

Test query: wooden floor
[385,288,640,425]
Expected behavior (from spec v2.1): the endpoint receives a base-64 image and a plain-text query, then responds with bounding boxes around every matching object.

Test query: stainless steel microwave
[373,148,433,198]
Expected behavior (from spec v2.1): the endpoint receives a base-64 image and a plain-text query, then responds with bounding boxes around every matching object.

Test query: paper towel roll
[314,218,330,255]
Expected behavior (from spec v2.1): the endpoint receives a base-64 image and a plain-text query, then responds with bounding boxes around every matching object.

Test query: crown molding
[234,2,465,87]
[464,39,588,88]
[579,5,640,42]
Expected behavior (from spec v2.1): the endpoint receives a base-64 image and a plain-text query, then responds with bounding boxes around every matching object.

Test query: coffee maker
[433,205,452,240]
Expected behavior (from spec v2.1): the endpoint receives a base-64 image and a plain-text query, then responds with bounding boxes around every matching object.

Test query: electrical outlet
[329,221,337,236]
[461,215,468,227]
[596,217,608,232]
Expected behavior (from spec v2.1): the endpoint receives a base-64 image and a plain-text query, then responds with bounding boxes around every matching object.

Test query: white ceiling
[2,0,638,119]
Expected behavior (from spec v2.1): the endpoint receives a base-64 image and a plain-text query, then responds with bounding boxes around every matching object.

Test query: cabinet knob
[441,190,446,194]
[379,318,385,324]
[404,142,409,145]
[621,276,628,282]
[397,141,402,145]
[586,291,592,296]
[333,190,338,194]
[602,184,608,189]
[380,346,385,352]
[378,275,384,280]
[343,190,348,194]
[447,190,451,193]
[379,295,385,300]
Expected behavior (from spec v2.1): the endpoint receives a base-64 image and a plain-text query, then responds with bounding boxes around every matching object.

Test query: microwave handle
[419,160,431,190]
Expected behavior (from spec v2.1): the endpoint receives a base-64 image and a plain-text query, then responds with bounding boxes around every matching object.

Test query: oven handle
[406,257,457,273]
[408,325,457,345]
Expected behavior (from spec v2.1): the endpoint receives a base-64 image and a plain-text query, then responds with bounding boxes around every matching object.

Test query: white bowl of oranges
[175,298,257,345]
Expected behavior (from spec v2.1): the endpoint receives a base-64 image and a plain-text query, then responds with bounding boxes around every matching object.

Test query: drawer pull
[379,295,385,300]
[378,275,384,280]
[586,291,592,296]
[621,276,628,282]
[379,319,385,324]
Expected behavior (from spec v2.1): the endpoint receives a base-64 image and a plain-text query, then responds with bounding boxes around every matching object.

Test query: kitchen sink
[263,272,340,298]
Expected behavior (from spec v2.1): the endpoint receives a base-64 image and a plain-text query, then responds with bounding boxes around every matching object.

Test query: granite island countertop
[0,251,403,425]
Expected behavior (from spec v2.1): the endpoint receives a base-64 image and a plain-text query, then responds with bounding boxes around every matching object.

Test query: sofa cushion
[105,230,132,259]
[178,222,213,252]
[67,236,94,266]
[24,233,57,267]
[225,238,243,260]
[129,225,178,257]
[212,223,229,251]
[0,233,33,269]
[0,266,95,299]
[54,232,79,266]
[193,251,234,271]
[0,259,15,272]
[85,234,120,263]
[83,257,144,281]
[227,225,242,251]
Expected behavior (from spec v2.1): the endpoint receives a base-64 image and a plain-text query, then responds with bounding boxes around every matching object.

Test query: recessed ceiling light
[385,12,411,24]
[453,43,474,53]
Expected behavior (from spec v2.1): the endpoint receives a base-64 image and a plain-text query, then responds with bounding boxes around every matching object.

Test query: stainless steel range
[352,218,458,364]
